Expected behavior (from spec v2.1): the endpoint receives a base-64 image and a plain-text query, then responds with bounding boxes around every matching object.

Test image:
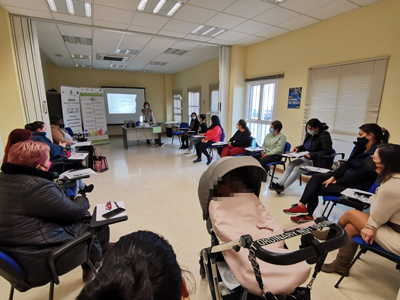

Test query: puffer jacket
[32,131,65,162]
[0,162,100,291]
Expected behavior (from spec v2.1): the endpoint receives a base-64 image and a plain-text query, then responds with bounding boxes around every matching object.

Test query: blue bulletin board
[288,87,302,109]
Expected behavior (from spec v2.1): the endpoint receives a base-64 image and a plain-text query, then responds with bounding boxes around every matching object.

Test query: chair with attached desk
[267,142,292,189]
[206,132,226,157]
[172,122,189,145]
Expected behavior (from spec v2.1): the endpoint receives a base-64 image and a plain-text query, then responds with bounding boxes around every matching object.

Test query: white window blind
[304,58,388,156]
[188,87,200,121]
[173,91,182,122]
[210,83,219,118]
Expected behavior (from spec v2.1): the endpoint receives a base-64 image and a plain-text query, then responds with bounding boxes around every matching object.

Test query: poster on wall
[80,88,109,145]
[60,86,82,132]
[288,87,302,109]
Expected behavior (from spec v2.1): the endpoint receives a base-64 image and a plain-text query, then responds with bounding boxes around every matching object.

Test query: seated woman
[2,128,32,162]
[315,143,400,275]
[77,231,191,300]
[269,118,332,193]
[180,112,200,149]
[193,115,223,165]
[184,114,208,154]
[284,124,389,224]
[220,119,251,157]
[0,140,110,286]
[256,120,287,170]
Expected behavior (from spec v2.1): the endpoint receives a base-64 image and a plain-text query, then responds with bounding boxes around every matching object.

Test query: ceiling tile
[72,59,93,65]
[278,15,319,31]
[255,27,290,39]
[306,0,359,20]
[186,0,237,11]
[231,20,271,35]
[119,33,152,50]
[144,36,177,51]
[162,19,202,34]
[183,34,211,42]
[94,4,134,24]
[66,44,93,55]
[128,25,159,34]
[153,53,179,62]
[125,60,148,70]
[222,0,274,19]
[130,12,170,29]
[3,6,53,19]
[350,0,380,5]
[158,30,187,38]
[57,24,93,38]
[36,21,60,35]
[191,45,219,54]
[0,0,49,11]
[253,6,300,25]
[207,38,233,45]
[93,0,139,11]
[237,35,265,45]
[52,13,93,25]
[171,40,199,50]
[94,20,129,30]
[214,31,248,42]
[279,0,337,14]
[204,13,247,30]
[93,29,123,53]
[93,60,112,69]
[173,4,218,24]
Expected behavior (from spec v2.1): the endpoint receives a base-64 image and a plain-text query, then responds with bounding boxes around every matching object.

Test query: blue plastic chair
[267,142,291,190]
[322,181,379,218]
[172,122,189,144]
[233,136,254,157]
[206,132,226,157]
[334,236,400,288]
[0,251,26,300]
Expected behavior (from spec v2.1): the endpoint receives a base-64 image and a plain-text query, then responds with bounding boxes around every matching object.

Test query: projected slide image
[107,93,137,114]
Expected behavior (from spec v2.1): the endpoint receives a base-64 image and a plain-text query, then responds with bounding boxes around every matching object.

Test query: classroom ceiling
[0,0,380,74]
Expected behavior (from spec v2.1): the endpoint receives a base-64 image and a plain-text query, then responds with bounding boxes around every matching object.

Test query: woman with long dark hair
[194,115,223,166]
[180,112,200,149]
[284,123,390,224]
[184,114,208,154]
[220,119,251,157]
[314,143,400,275]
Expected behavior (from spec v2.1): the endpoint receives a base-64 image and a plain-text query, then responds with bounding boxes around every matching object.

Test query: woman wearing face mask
[220,119,252,157]
[283,124,389,224]
[0,141,111,285]
[184,114,208,154]
[180,112,200,150]
[141,102,163,146]
[269,118,332,193]
[313,143,400,275]
[255,120,287,170]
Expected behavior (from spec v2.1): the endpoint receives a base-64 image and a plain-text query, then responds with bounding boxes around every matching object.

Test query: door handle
[43,101,48,114]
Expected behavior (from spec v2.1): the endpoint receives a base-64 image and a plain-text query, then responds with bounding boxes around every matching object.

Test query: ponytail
[359,123,390,144]
[381,127,390,144]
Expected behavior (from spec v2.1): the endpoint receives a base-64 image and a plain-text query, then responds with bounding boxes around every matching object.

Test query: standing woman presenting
[141,102,163,146]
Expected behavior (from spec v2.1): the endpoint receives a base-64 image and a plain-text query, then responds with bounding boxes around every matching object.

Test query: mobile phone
[354,192,369,197]
[102,207,126,219]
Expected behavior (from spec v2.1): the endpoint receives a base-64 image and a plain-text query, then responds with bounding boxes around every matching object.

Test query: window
[210,83,219,119]
[246,79,278,144]
[188,87,200,121]
[173,91,182,122]
[304,58,387,155]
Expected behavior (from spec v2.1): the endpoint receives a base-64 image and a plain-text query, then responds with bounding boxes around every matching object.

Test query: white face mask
[236,125,239,129]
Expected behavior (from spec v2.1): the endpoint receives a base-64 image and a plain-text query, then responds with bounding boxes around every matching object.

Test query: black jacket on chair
[296,124,333,168]
[0,163,100,292]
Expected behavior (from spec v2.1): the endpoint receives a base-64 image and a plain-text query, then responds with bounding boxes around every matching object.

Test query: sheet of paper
[282,151,309,158]
[245,147,263,152]
[96,201,127,221]
[341,189,373,203]
[73,141,92,147]
[66,168,97,179]
[212,142,229,146]
[68,152,88,160]
[301,166,331,173]
[216,261,240,290]
[191,135,203,138]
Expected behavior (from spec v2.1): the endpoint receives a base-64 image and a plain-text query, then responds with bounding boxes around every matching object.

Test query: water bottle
[251,138,256,149]
[70,144,75,154]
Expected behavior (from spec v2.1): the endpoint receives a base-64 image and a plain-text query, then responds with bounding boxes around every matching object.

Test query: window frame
[172,90,182,123]
[187,87,201,122]
[209,83,219,118]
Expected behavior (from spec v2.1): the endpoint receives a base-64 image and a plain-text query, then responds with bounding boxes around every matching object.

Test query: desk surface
[90,207,128,228]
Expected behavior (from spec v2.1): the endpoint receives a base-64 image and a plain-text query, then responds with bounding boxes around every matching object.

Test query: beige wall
[172,58,219,123]
[0,7,25,159]
[41,56,52,91]
[245,0,400,147]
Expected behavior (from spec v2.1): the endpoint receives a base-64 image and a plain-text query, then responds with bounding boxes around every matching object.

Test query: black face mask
[364,157,377,172]
[59,124,65,128]
[357,136,369,146]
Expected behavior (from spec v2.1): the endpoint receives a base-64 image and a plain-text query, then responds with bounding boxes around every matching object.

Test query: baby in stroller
[198,157,348,300]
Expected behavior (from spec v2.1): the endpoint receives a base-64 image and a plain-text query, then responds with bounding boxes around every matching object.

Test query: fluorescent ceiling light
[137,0,148,11]
[87,38,92,46]
[201,27,215,36]
[89,55,92,60]
[191,25,205,34]
[71,54,75,58]
[75,64,78,67]
[167,1,182,17]
[63,36,69,43]
[116,65,120,68]
[153,0,166,14]
[110,64,114,67]
[84,2,92,18]
[47,0,57,12]
[125,50,130,55]
[211,29,226,38]
[75,37,81,44]
[66,0,75,15]
[80,55,83,59]
[262,0,287,3]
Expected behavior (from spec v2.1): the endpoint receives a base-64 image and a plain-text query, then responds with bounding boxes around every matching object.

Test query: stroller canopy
[198,156,267,220]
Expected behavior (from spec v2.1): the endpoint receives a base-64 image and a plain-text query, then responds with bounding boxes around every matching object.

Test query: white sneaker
[184,149,191,154]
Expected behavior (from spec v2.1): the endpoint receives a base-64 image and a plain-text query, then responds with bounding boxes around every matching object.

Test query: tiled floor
[1,136,399,300]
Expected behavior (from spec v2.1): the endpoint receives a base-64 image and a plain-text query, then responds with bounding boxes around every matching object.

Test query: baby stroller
[198,157,348,300]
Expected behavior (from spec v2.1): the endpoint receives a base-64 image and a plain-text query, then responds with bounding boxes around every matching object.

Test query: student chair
[172,122,189,144]
[206,132,226,157]
[334,236,400,289]
[322,181,379,218]
[267,142,291,189]
[233,136,254,157]
[65,127,87,141]
[0,231,97,300]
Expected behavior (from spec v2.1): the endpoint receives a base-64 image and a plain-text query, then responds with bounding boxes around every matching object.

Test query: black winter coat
[0,163,100,292]
[296,124,333,168]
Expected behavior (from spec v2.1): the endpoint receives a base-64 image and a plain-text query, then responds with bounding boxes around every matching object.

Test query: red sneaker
[283,204,308,215]
[291,215,314,224]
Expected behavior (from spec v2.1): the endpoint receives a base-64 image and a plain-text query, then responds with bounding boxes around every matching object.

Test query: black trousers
[81,225,110,270]
[299,173,347,216]
[181,132,191,146]
[256,154,281,172]
[196,141,214,159]
[79,145,94,169]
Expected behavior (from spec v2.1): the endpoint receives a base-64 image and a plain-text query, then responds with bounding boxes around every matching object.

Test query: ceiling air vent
[116,48,140,55]
[96,53,130,62]
[164,48,188,55]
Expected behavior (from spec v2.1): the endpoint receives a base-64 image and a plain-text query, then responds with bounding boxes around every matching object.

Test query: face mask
[365,157,377,172]
[59,124,65,129]
[44,131,48,137]
[192,117,196,120]
[357,136,369,146]
[269,128,275,134]
[44,161,52,172]
[236,125,239,129]
[308,130,315,136]
[145,105,149,109]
